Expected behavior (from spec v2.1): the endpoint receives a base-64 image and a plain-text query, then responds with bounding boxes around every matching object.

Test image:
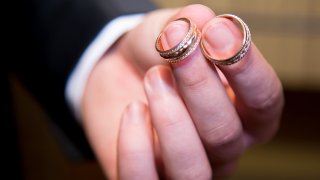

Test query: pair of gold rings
[155,14,251,65]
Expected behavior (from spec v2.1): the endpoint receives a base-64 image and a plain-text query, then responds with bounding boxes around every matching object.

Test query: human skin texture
[82,4,284,180]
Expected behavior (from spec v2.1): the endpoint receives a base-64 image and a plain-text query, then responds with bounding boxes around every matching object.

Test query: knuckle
[161,116,184,129]
[202,121,243,161]
[247,81,284,113]
[180,71,209,91]
[204,122,242,147]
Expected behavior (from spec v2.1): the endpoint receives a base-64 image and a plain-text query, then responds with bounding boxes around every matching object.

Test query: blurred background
[9,0,320,179]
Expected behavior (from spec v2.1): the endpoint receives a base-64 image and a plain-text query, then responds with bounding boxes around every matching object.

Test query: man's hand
[82,4,284,179]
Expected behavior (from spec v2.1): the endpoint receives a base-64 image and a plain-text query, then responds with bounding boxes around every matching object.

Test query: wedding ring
[201,14,251,65]
[155,18,201,64]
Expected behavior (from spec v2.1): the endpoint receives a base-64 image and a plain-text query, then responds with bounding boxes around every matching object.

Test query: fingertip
[156,4,215,34]
[144,65,176,96]
[176,4,216,27]
[118,101,158,180]
[122,101,148,125]
[202,17,243,61]
[161,20,189,50]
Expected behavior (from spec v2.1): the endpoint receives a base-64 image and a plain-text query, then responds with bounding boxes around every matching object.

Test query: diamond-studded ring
[201,14,251,66]
[155,17,201,64]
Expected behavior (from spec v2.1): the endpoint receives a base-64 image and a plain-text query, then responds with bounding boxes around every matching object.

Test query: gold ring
[201,14,251,65]
[155,18,201,64]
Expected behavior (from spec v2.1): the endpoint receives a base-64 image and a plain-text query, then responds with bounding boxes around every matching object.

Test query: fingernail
[161,20,189,50]
[202,21,238,60]
[144,66,175,94]
[125,101,146,124]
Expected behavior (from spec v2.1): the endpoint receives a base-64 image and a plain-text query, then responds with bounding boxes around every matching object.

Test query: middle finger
[159,11,245,166]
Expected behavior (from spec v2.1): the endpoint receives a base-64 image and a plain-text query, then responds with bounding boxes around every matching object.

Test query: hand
[82,4,284,179]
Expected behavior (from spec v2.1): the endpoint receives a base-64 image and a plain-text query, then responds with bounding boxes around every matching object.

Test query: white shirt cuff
[65,14,144,122]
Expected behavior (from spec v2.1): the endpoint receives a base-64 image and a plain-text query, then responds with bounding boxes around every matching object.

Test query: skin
[81,4,284,180]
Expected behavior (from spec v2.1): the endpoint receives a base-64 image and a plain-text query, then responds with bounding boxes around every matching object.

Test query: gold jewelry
[201,14,251,65]
[155,18,201,64]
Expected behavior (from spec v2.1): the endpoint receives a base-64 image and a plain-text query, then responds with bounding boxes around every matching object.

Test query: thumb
[118,9,177,74]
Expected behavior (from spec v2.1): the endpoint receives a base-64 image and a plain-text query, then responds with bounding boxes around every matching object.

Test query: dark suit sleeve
[8,0,156,159]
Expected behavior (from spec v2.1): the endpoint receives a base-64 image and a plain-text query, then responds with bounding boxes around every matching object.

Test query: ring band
[201,14,251,65]
[155,18,201,64]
